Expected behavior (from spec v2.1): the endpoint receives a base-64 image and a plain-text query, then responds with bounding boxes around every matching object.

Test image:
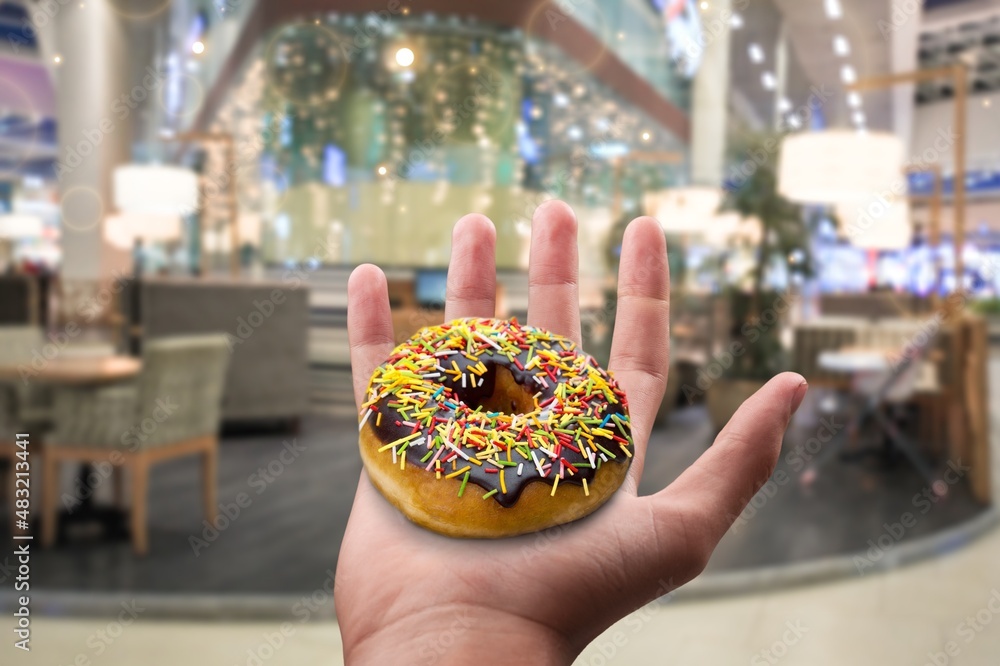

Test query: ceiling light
[641,131,652,142]
[748,43,765,64]
[824,0,842,19]
[778,97,793,113]
[787,114,803,129]
[762,71,776,90]
[192,40,205,55]
[840,65,857,84]
[833,35,850,56]
[395,47,415,67]
[847,91,862,108]
[700,1,709,10]
[730,13,744,29]
[852,110,866,125]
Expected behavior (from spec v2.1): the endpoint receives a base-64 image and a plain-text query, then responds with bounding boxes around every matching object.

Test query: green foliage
[971,297,1000,316]
[719,133,810,379]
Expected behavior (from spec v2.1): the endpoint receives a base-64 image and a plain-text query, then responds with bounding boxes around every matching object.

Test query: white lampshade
[0,213,44,239]
[646,187,723,233]
[104,213,183,250]
[702,213,741,246]
[837,196,912,250]
[113,164,199,216]
[238,213,261,246]
[778,131,905,204]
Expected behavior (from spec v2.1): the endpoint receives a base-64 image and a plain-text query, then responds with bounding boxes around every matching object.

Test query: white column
[690,0,732,186]
[49,1,135,285]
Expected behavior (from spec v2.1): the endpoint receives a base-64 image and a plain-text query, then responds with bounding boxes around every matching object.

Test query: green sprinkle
[420,449,435,463]
[458,472,470,497]
[596,442,617,458]
[482,488,498,500]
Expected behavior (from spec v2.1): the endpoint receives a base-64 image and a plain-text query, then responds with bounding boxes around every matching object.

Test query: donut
[357,317,633,538]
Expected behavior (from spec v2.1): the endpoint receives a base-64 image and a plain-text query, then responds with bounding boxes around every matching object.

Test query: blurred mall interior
[2,0,1000,663]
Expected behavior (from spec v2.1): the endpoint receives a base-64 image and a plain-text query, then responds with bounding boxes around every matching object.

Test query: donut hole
[465,365,537,415]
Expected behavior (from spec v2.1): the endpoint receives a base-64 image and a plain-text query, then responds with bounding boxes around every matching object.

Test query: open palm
[336,201,806,665]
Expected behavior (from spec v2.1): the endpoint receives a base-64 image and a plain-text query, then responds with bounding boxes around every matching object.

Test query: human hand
[336,201,807,665]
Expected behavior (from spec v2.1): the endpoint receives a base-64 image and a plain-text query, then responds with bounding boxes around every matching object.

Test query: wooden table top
[0,355,141,386]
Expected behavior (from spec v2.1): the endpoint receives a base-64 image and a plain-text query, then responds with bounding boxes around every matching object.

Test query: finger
[444,214,497,322]
[652,372,807,553]
[608,217,670,487]
[527,200,581,344]
[348,264,396,408]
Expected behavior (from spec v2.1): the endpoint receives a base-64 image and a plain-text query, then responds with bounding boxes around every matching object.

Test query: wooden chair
[42,335,230,555]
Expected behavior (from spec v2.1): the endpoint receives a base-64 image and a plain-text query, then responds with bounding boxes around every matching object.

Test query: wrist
[342,602,576,666]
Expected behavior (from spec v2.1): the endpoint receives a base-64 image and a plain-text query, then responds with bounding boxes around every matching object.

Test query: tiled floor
[25,525,1000,665]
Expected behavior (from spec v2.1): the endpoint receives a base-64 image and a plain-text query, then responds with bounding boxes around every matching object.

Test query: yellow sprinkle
[551,475,560,496]
[500,469,507,494]
[445,465,471,480]
[376,412,382,427]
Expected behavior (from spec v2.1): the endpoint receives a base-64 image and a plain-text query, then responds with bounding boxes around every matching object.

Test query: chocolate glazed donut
[358,318,633,538]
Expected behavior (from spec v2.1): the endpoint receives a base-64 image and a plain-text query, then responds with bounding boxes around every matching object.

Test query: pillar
[690,0,732,186]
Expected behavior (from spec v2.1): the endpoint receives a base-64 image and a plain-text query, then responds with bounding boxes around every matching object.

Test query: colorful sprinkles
[359,318,632,508]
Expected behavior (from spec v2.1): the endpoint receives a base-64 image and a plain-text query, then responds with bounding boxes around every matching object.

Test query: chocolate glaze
[367,326,632,508]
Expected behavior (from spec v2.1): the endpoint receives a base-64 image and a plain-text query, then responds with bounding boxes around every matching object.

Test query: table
[0,355,141,386]
[0,355,142,543]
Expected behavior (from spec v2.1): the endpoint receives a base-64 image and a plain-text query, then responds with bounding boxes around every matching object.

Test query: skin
[337,200,808,665]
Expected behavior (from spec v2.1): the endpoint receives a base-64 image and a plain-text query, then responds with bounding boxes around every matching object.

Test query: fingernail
[790,381,809,414]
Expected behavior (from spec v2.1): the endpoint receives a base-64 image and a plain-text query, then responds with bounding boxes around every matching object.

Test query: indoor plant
[704,133,812,430]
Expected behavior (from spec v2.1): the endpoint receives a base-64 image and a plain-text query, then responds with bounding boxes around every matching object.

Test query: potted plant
[704,133,812,430]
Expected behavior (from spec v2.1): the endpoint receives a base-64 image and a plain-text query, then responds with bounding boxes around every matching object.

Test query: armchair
[42,335,230,555]
[0,326,54,429]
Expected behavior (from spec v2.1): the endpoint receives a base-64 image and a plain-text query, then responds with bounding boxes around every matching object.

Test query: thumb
[653,372,807,560]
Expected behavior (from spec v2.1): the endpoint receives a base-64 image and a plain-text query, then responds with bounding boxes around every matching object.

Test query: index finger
[348,264,396,408]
